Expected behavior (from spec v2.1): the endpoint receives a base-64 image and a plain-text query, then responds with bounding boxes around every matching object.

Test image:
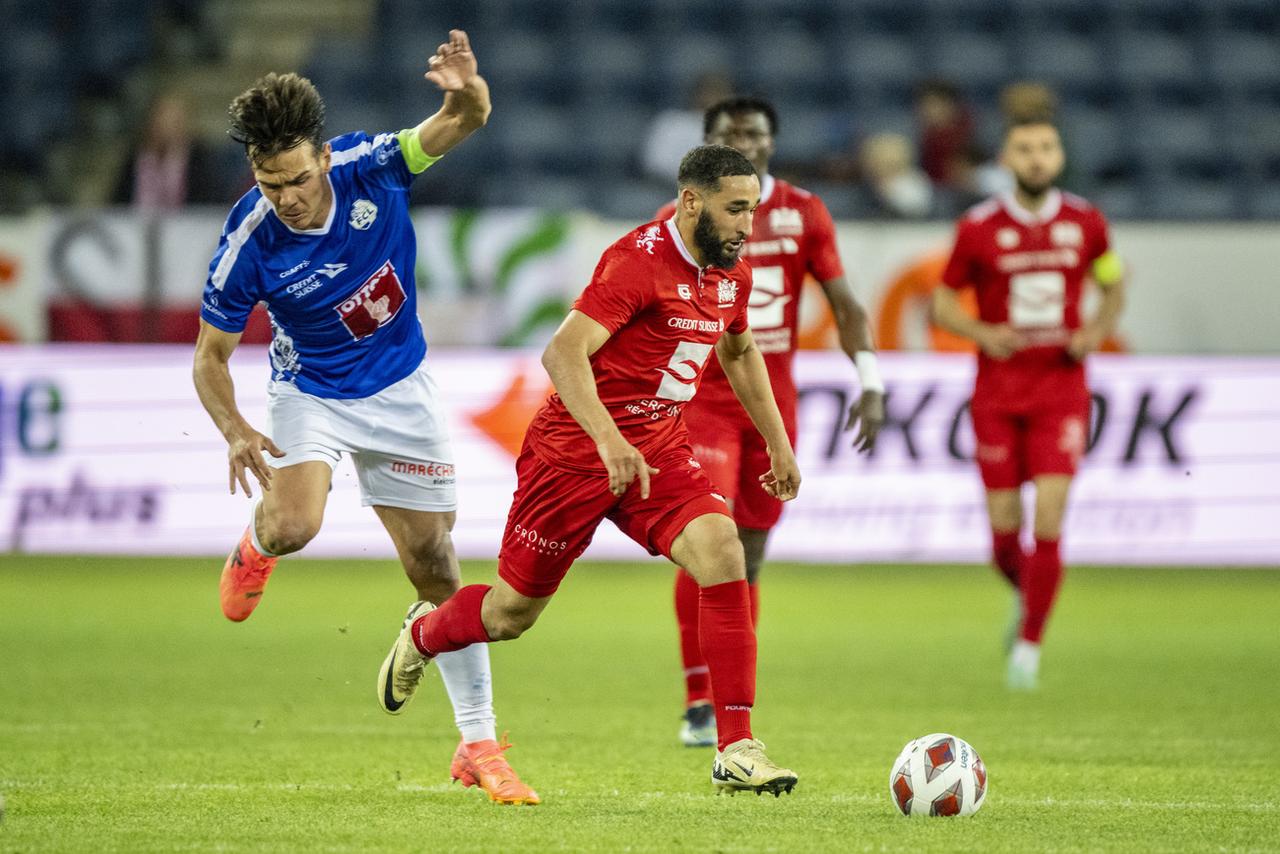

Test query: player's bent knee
[676,517,746,586]
[259,515,321,555]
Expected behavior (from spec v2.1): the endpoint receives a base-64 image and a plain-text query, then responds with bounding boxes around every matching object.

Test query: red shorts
[970,397,1090,490]
[497,441,733,598]
[682,401,796,531]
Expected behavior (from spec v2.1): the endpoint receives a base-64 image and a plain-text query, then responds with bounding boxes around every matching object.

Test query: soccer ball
[889,733,987,817]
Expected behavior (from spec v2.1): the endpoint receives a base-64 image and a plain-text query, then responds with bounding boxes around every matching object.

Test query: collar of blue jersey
[271,174,338,236]
[1000,187,1062,226]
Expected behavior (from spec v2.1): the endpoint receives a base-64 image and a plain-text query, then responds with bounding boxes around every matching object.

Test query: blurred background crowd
[3,0,1279,220]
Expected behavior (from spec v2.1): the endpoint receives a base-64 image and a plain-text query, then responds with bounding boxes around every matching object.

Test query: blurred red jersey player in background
[932,115,1126,690]
[658,97,885,747]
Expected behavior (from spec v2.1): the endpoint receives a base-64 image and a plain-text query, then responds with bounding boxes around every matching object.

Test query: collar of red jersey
[664,216,703,270]
[759,173,776,206]
[1000,187,1062,226]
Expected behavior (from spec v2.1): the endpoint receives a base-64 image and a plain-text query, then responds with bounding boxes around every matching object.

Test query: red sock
[411,584,492,656]
[698,579,756,750]
[992,530,1023,588]
[1020,538,1063,643]
[674,569,710,706]
[748,582,760,628]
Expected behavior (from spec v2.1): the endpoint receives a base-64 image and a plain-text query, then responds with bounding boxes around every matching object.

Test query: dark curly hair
[703,96,779,137]
[228,72,326,166]
[677,144,758,192]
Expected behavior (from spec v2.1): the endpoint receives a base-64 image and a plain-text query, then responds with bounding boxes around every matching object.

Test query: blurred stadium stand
[2,0,1279,219]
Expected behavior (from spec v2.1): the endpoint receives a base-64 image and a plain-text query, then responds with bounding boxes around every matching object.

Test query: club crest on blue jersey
[350,198,378,230]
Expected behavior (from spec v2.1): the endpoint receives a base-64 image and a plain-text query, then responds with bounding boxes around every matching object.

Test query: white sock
[1011,639,1041,672]
[434,642,497,744]
[247,500,276,557]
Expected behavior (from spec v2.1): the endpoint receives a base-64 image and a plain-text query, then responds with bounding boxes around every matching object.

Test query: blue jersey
[201,130,438,399]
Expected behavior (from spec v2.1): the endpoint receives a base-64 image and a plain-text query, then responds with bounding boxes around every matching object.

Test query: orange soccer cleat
[219,527,278,622]
[450,734,541,805]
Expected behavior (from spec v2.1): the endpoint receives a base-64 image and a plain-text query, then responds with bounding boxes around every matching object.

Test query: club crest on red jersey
[717,279,738,308]
[767,206,804,236]
[1051,221,1084,248]
[336,260,406,340]
[636,224,664,255]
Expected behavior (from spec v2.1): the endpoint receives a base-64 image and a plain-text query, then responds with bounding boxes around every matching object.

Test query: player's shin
[412,584,493,656]
[674,569,711,705]
[1020,537,1063,643]
[698,579,757,750]
[991,530,1024,588]
[435,642,498,744]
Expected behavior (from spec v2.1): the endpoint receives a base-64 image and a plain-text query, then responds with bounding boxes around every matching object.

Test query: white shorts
[265,359,457,512]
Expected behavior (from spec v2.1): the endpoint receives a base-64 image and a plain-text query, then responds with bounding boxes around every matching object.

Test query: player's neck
[1013,186,1055,216]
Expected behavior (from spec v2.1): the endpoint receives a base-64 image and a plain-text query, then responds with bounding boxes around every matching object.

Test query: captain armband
[1091,250,1125,287]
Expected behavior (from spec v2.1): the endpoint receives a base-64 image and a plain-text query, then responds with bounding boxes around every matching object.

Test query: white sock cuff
[247,500,275,557]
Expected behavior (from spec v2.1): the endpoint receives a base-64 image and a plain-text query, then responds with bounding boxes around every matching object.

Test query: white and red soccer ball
[889,733,988,817]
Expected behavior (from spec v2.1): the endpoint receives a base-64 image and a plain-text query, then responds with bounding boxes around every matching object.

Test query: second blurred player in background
[657,97,885,747]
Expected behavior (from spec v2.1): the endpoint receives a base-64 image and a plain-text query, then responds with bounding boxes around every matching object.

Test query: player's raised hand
[596,434,660,499]
[977,323,1025,360]
[759,446,801,502]
[845,390,885,454]
[226,426,286,497]
[425,29,478,91]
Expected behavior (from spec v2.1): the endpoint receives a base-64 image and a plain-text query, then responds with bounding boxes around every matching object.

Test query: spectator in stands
[639,71,733,183]
[914,78,974,189]
[113,90,230,209]
[859,132,933,218]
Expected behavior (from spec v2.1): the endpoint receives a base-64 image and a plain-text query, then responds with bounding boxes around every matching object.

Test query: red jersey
[525,218,753,473]
[941,190,1111,408]
[657,175,844,420]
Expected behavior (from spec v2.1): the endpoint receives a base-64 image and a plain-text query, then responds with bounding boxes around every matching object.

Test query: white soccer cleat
[377,600,434,714]
[1006,639,1041,691]
[712,738,798,797]
[679,701,717,748]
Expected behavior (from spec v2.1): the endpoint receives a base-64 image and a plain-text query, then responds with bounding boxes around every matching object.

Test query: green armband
[1091,250,1125,287]
[396,126,442,175]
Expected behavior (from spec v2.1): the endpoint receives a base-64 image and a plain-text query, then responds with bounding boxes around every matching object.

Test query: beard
[1014,172,1055,199]
[693,210,743,269]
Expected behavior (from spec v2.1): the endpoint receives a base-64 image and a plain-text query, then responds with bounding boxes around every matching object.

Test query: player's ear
[678,186,700,217]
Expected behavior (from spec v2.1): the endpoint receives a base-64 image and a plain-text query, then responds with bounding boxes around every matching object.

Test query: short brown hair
[228,72,326,166]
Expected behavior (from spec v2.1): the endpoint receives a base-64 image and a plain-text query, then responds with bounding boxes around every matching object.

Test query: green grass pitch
[1,556,1277,852]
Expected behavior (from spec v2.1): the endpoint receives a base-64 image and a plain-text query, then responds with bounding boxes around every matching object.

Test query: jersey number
[1008,271,1066,328]
[655,340,714,401]
[746,265,789,331]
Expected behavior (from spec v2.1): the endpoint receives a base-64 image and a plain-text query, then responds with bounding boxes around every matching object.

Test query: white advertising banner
[0,346,1276,566]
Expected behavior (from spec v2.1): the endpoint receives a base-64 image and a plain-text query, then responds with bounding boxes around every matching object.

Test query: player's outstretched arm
[412,29,491,158]
[193,320,285,497]
[715,330,800,501]
[541,310,659,499]
[819,275,885,453]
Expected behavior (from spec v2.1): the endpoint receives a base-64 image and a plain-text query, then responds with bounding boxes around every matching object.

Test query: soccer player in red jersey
[932,116,1126,690]
[656,97,885,747]
[400,144,801,796]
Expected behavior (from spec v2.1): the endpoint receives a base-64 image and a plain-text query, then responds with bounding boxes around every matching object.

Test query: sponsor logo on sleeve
[335,260,407,340]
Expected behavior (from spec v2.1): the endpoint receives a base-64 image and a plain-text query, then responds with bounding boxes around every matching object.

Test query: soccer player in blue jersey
[192,31,539,805]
